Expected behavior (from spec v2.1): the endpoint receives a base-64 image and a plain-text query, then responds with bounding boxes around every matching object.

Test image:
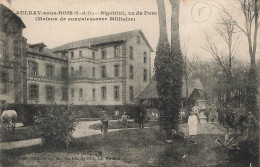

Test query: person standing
[188,112,198,138]
[192,103,200,116]
[139,110,145,129]
[101,109,109,138]
[209,104,216,123]
[114,108,119,122]
[121,112,129,130]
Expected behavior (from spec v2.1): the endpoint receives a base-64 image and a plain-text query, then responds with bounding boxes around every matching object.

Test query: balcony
[27,75,67,84]
[70,56,126,64]
[69,77,125,84]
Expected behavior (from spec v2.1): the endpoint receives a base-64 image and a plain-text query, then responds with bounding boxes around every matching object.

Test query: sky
[1,0,259,68]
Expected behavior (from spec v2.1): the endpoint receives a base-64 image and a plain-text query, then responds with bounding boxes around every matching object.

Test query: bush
[34,104,78,147]
[228,108,259,164]
[237,137,259,163]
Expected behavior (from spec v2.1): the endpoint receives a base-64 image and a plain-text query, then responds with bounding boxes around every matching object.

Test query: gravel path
[0,120,141,150]
[179,122,226,135]
[0,121,103,150]
[0,121,225,150]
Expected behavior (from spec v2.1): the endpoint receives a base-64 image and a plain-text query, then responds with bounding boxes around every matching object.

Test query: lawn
[0,126,38,142]
[89,120,159,130]
[0,128,254,167]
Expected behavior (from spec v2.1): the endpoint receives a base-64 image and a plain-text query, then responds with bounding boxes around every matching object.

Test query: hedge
[2,104,140,126]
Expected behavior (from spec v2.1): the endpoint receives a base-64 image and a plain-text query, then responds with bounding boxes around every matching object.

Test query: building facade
[28,30,153,106]
[0,4,27,110]
[26,43,68,105]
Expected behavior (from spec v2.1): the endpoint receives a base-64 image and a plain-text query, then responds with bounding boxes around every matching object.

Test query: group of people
[187,103,219,138]
[100,109,146,138]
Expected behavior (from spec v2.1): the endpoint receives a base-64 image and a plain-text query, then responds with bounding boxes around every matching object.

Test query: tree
[220,0,259,116]
[202,15,240,105]
[182,44,196,111]
[155,0,183,137]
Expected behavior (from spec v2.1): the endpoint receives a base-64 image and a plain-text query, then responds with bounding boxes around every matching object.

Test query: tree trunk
[185,75,189,111]
[156,0,168,43]
[169,0,181,53]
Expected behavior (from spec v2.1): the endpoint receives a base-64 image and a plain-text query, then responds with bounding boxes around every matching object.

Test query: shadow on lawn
[89,121,159,130]
[0,126,38,142]
[0,129,255,167]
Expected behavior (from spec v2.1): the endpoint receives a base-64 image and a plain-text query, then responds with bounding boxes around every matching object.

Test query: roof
[26,45,67,60]
[29,42,47,48]
[136,78,204,100]
[52,29,154,52]
[136,79,159,100]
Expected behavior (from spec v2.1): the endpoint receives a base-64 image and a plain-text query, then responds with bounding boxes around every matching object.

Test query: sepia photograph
[0,0,259,166]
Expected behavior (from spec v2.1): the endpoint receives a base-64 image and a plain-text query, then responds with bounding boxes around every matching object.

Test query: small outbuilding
[136,78,207,110]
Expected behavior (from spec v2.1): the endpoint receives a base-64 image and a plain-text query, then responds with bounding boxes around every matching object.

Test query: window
[71,88,74,100]
[114,65,119,77]
[101,66,106,78]
[28,61,38,76]
[71,67,74,77]
[129,65,134,79]
[144,52,147,63]
[46,86,54,101]
[61,88,68,101]
[122,44,126,55]
[92,51,95,59]
[114,46,120,57]
[0,40,6,59]
[71,52,74,59]
[79,50,82,58]
[46,64,54,78]
[79,66,83,77]
[129,47,133,60]
[144,69,147,82]
[79,88,83,100]
[114,86,120,101]
[62,52,66,58]
[39,47,43,53]
[137,36,140,44]
[92,88,96,100]
[101,48,106,59]
[92,67,96,78]
[101,87,106,100]
[130,86,134,101]
[29,84,39,100]
[61,67,68,79]
[1,72,8,94]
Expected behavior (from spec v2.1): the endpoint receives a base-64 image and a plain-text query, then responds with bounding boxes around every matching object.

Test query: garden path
[0,120,137,150]
[0,121,225,150]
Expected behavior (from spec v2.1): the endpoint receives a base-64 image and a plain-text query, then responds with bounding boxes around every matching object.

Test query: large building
[0,4,27,110]
[26,43,68,105]
[26,30,153,106]
[0,3,153,108]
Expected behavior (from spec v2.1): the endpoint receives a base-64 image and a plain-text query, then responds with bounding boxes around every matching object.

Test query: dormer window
[39,47,43,53]
[29,43,47,54]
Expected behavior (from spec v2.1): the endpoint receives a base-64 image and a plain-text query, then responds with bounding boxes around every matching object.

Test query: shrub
[34,104,78,147]
[228,108,259,164]
[22,105,38,126]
